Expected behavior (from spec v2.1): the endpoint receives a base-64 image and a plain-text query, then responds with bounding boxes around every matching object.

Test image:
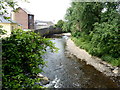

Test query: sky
[18,0,71,23]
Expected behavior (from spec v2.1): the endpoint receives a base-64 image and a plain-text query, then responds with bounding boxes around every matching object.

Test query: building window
[29,15,32,20]
[30,23,32,25]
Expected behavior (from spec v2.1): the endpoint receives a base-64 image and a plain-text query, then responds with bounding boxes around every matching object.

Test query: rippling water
[41,37,118,88]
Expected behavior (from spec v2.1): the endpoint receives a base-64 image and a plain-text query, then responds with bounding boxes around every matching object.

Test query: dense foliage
[0,0,17,15]
[55,20,64,28]
[64,2,120,66]
[0,0,58,89]
[0,25,6,35]
[2,29,58,88]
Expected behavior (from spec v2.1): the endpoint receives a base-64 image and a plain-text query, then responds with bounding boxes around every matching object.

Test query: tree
[64,2,120,66]
[64,2,104,35]
[0,0,20,15]
[62,21,71,32]
[55,20,64,29]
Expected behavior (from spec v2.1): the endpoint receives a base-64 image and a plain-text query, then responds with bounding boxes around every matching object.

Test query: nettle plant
[2,29,58,88]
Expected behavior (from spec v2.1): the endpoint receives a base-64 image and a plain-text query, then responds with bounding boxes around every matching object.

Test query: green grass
[101,55,120,66]
[71,37,120,66]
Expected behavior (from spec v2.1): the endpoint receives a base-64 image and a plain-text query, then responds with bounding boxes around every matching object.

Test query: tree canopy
[64,2,120,66]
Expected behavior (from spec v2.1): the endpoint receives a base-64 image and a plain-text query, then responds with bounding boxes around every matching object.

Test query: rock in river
[37,73,49,85]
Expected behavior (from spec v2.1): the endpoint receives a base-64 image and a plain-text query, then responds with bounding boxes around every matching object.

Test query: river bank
[40,34,119,88]
[65,38,120,87]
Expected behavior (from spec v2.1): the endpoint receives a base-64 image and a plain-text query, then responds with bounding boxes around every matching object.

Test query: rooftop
[18,7,33,15]
[35,20,54,25]
[0,15,17,24]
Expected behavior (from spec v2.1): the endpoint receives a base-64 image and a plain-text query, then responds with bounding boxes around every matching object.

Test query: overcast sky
[18,0,71,23]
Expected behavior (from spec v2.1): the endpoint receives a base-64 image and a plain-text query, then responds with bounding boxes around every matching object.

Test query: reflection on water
[41,37,119,88]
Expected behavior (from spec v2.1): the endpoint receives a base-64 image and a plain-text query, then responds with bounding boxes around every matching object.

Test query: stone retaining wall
[65,38,120,86]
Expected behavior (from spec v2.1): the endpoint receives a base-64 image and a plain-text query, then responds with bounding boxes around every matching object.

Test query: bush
[2,29,58,89]
[66,2,120,66]
[101,55,120,66]
[90,22,120,58]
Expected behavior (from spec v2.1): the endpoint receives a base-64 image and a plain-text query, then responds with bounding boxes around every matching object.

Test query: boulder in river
[37,73,44,78]
[112,67,119,74]
[37,73,49,85]
[40,76,49,85]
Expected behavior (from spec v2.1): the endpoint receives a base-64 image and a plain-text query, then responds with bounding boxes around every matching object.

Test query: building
[35,20,54,29]
[0,15,22,38]
[11,7,34,30]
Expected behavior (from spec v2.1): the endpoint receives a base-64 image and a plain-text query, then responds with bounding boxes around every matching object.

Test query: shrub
[2,29,58,89]
[90,22,120,58]
[101,55,120,66]
[66,2,120,66]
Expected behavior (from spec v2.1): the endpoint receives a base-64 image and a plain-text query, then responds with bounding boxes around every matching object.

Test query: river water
[41,36,119,88]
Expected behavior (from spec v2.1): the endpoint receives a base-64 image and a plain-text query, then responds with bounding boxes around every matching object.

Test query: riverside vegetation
[2,29,58,88]
[1,0,58,88]
[58,2,120,66]
[1,1,120,89]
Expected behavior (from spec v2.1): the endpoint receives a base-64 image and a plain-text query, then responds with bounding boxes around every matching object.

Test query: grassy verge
[71,37,120,66]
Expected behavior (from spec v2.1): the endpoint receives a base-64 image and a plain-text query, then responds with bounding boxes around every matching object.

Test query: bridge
[34,26,62,36]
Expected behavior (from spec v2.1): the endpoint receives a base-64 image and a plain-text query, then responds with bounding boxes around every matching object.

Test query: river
[41,35,119,88]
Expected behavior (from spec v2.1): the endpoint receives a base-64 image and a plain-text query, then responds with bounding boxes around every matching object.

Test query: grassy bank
[72,37,120,67]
